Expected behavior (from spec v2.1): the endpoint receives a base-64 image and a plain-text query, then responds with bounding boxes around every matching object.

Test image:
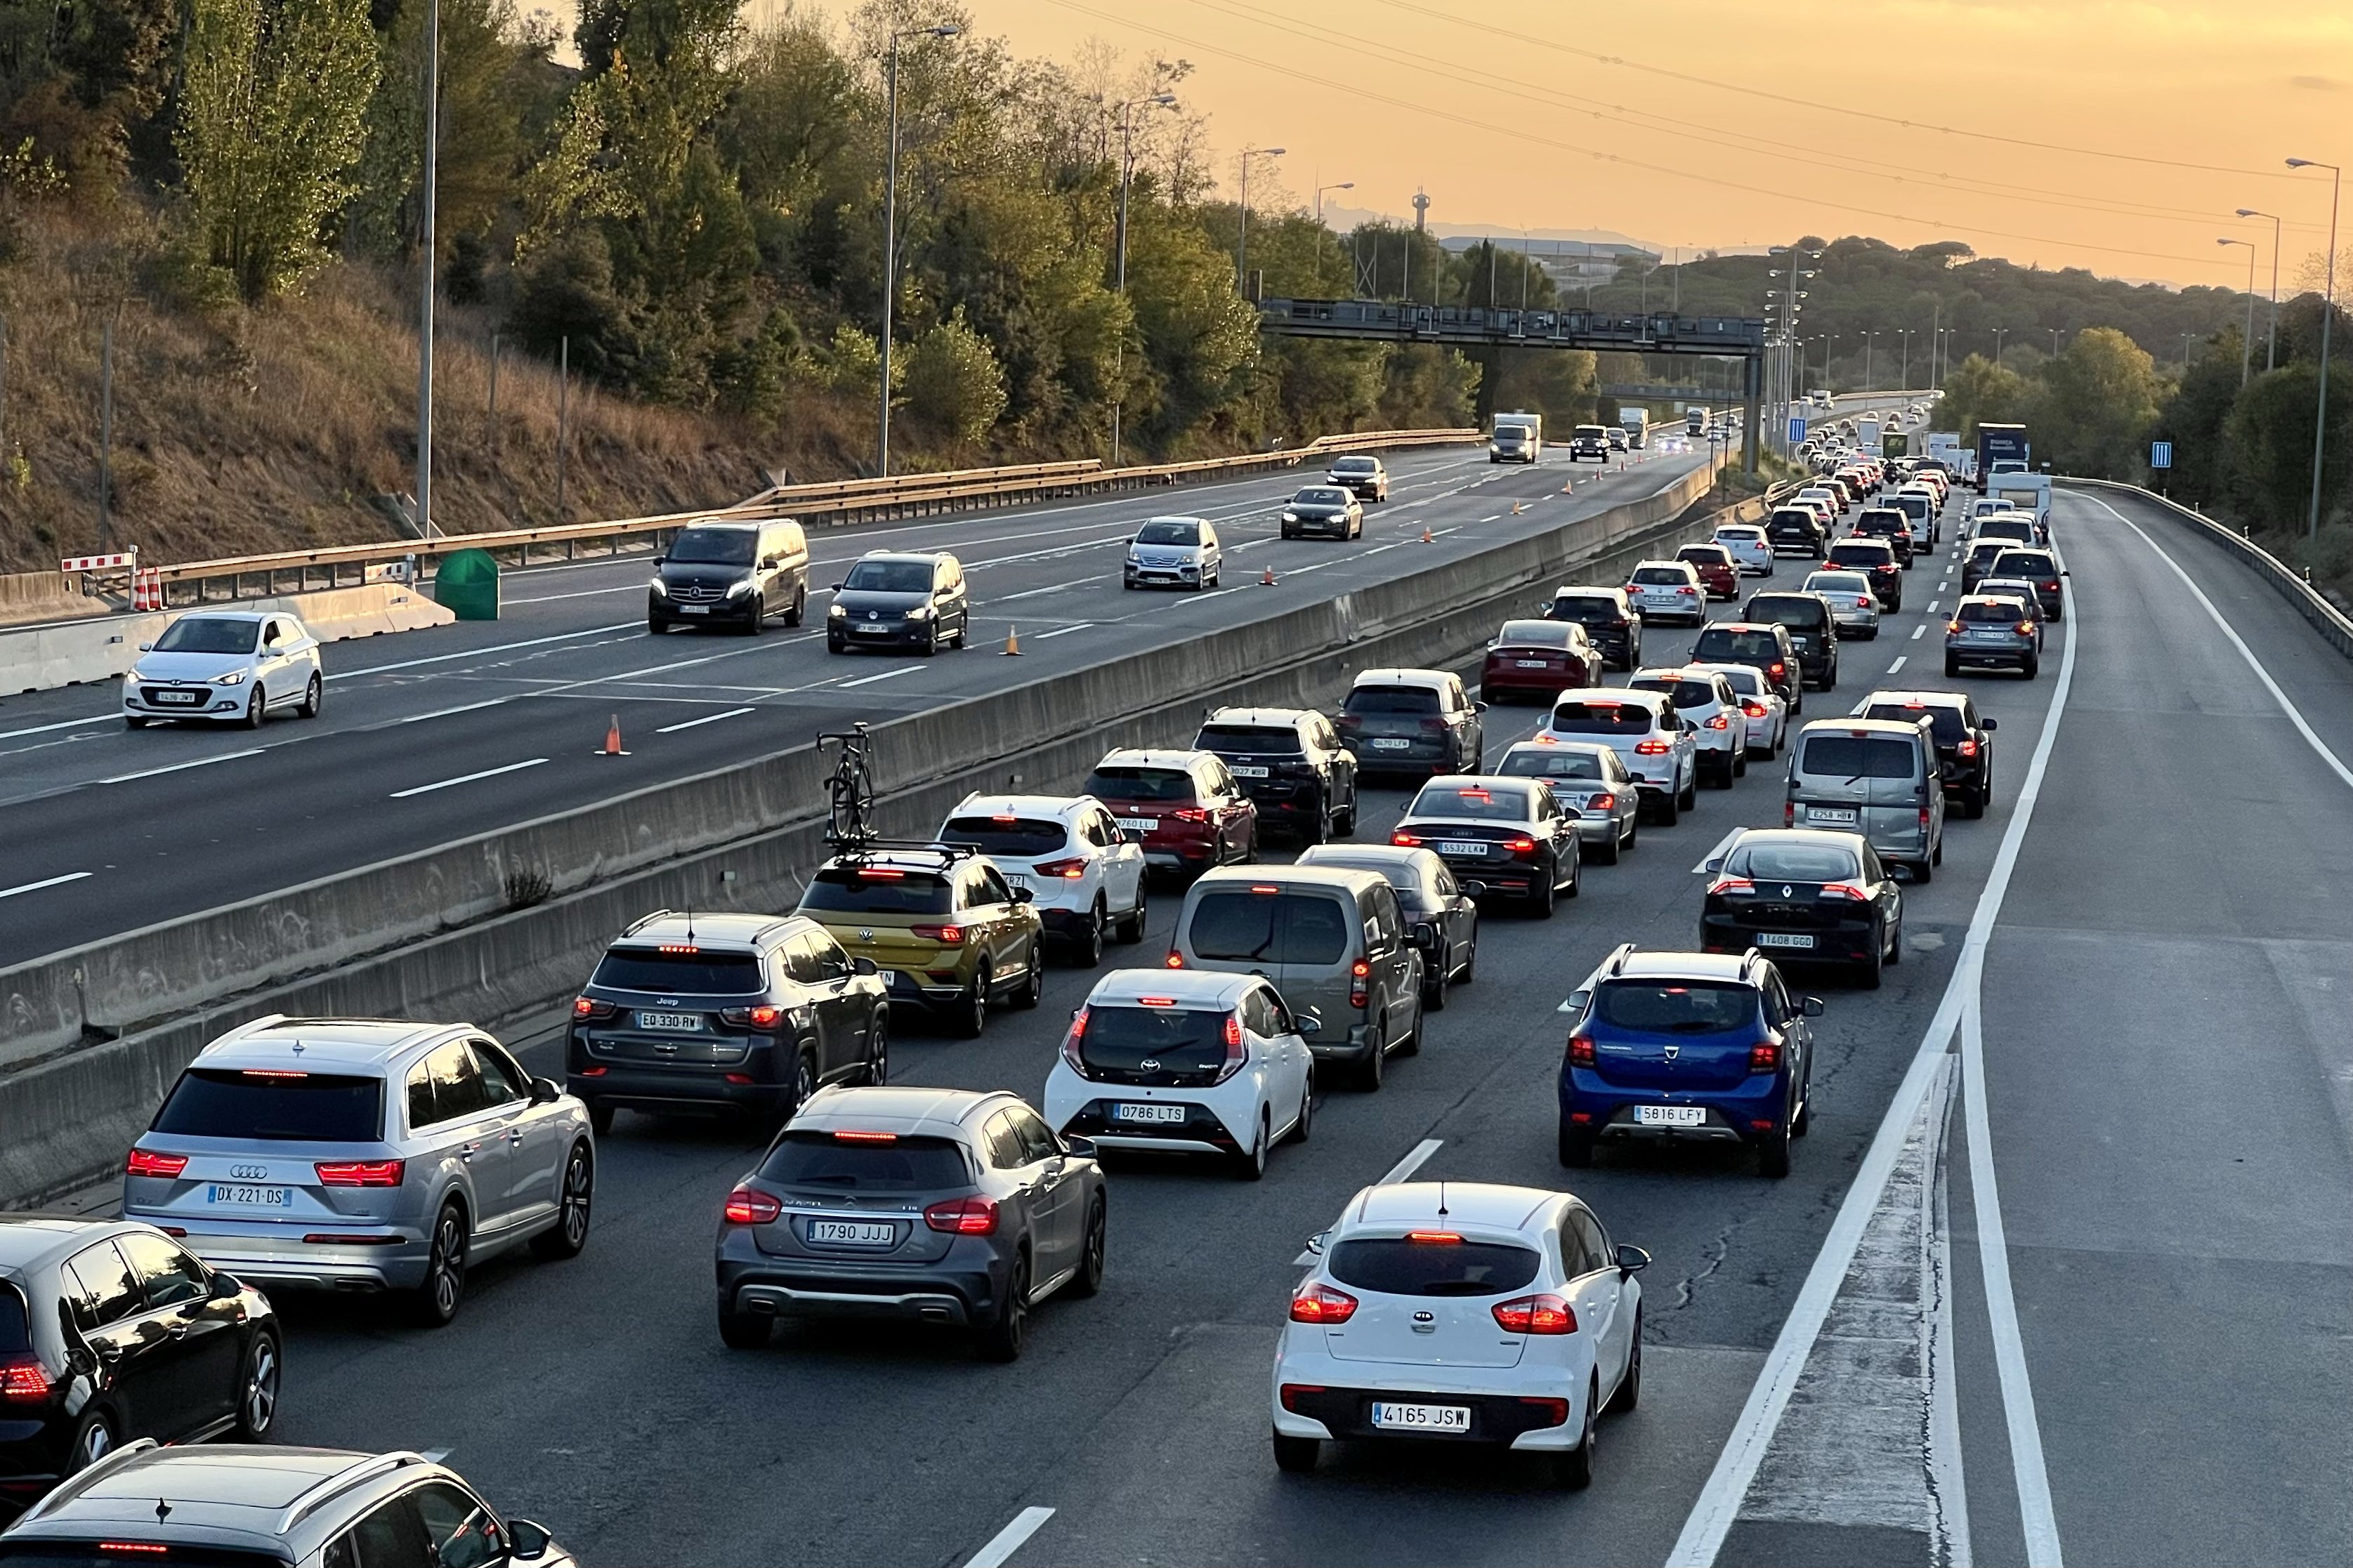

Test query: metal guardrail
[148,429,1478,607]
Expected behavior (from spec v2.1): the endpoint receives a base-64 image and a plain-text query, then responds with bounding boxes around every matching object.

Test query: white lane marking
[1926,600,1941,614]
[655,706,754,734]
[1379,1138,1443,1187]
[0,716,114,742]
[506,582,641,604]
[1668,600,2079,1568]
[2087,494,2353,791]
[100,748,264,785]
[1479,513,1502,522]
[1886,655,1907,674]
[1030,623,1093,640]
[836,664,924,688]
[0,871,93,901]
[328,621,641,680]
[1691,826,1741,875]
[1910,624,1927,640]
[1194,586,1250,602]
[400,698,510,724]
[999,580,1092,602]
[963,1506,1054,1568]
[388,757,549,798]
[1361,541,1403,557]
[1284,558,1344,574]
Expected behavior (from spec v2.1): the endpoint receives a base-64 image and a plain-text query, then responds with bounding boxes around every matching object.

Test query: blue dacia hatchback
[1556,945,1821,1178]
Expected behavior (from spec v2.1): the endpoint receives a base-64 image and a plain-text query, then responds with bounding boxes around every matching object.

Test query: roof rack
[280,1451,433,1534]
[15,1439,160,1521]
[827,839,979,862]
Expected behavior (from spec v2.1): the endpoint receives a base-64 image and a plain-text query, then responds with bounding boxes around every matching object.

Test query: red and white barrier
[131,569,164,611]
[58,551,136,574]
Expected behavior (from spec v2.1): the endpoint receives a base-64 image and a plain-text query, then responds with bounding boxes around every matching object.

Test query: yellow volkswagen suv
[795,846,1045,1037]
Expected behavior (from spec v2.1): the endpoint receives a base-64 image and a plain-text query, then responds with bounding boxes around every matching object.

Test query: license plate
[1112,1102,1186,1125]
[853,624,892,635]
[206,1184,293,1208]
[1514,659,1549,668]
[1634,1105,1708,1127]
[1370,738,1413,751]
[805,1220,896,1246]
[1371,1402,1472,1432]
[1757,933,1816,949]
[1807,808,1858,824]
[1117,817,1160,832]
[1231,766,1269,779]
[1004,874,1029,889]
[680,604,709,615]
[636,1010,702,1032]
[1436,841,1486,857]
[153,690,199,704]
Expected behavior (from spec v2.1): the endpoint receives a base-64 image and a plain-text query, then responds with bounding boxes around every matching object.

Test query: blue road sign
[1788,416,1808,443]
[2150,440,2173,470]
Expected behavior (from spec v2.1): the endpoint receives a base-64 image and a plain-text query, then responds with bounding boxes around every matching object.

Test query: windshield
[759,1131,971,1191]
[153,618,259,654]
[1292,489,1349,506]
[1134,521,1200,546]
[1549,699,1652,735]
[667,527,757,566]
[152,1069,384,1142]
[1575,426,1610,440]
[1960,600,2027,624]
[591,948,764,993]
[940,817,1068,857]
[1695,628,1785,661]
[1083,766,1198,804]
[800,867,955,916]
[1726,841,1861,881]
[1745,597,1825,629]
[1330,458,1377,474]
[1328,1238,1542,1298]
[1548,595,1622,626]
[1196,724,1302,756]
[1592,980,1757,1034]
[1497,748,1604,782]
[842,560,934,594]
[1186,891,1349,965]
[1080,1005,1233,1075]
[1799,735,1918,779]
[1406,782,1531,822]
[1346,686,1441,716]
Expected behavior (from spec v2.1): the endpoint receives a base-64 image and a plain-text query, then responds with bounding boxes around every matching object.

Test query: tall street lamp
[1313,180,1353,226]
[1861,329,1880,391]
[415,0,439,536]
[2236,207,2283,371]
[2289,157,2341,539]
[2048,327,2063,358]
[2218,237,2258,386]
[1236,145,1286,293]
[1991,326,2009,366]
[877,21,961,478]
[1109,91,1176,464]
[1898,327,1913,389]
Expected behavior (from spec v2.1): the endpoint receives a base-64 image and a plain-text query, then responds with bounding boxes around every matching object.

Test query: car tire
[530,1141,594,1260]
[919,628,939,657]
[299,672,322,719]
[1885,921,1902,966]
[1549,1388,1597,1489]
[1945,657,1962,678]
[1733,749,1748,779]
[68,1410,115,1473]
[976,1251,1030,1362]
[785,588,806,628]
[232,1333,280,1441]
[1068,1194,1108,1298]
[1932,834,1944,867]
[864,1015,890,1084]
[717,1298,771,1350]
[783,1048,819,1124]
[1590,829,1620,866]
[745,599,766,635]
[1358,1028,1386,1092]
[1458,933,1477,984]
[1273,1431,1321,1474]
[242,685,266,728]
[1291,1076,1313,1142]
[827,636,845,654]
[648,617,669,635]
[1115,883,1147,944]
[1678,768,1698,811]
[1558,1124,1595,1167]
[1606,1310,1643,1414]
[412,1201,468,1328]
[1072,901,1105,968]
[1561,852,1580,899]
[1793,1091,1812,1137]
[1011,947,1044,1010]
[588,1102,614,1136]
[1652,787,1679,827]
[124,716,148,729]
[1423,961,1449,1012]
[1757,1124,1792,1178]
[1297,796,1328,847]
[957,964,991,1039]
[1859,941,1883,991]
[2023,654,2040,679]
[1236,1111,1270,1181]
[1528,861,1556,919]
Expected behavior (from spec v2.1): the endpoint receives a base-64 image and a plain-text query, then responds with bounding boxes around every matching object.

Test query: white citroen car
[1271,1181,1649,1488]
[123,610,323,729]
[1123,516,1222,591]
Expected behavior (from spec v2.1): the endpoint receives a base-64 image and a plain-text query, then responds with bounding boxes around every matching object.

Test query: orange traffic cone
[1002,626,1023,656]
[1261,564,1278,586]
[1560,477,1575,494]
[1511,501,1527,515]
[598,715,628,756]
[1420,525,1434,543]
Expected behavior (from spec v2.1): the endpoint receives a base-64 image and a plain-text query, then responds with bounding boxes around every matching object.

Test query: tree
[2026,327,2163,479]
[2223,361,2353,532]
[2151,334,2250,508]
[1934,354,2029,438]
[349,0,531,263]
[901,310,1007,450]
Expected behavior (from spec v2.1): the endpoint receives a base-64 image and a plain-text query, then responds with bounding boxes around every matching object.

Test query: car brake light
[657,943,700,954]
[1492,1293,1577,1334]
[910,924,964,944]
[1165,950,1184,968]
[721,1004,782,1028]
[1169,808,1209,824]
[1407,1231,1464,1244]
[1288,1282,1358,1324]
[1217,1012,1249,1082]
[1633,739,1670,755]
[0,1355,52,1404]
[1391,831,1422,846]
[1750,1039,1782,1072]
[1958,739,1979,758]
[1920,808,1932,830]
[1708,876,1755,895]
[573,996,616,1020]
[1587,792,1615,810]
[1420,718,1448,734]
[1705,713,1730,730]
[1948,620,1962,633]
[1351,958,1370,1008]
[1783,801,1795,826]
[315,1159,405,1187]
[2017,621,2036,635]
[832,1130,898,1142]
[855,868,905,879]
[1035,857,1088,880]
[924,1195,1000,1235]
[1741,701,1768,718]
[1821,882,1870,901]
[723,1187,782,1225]
[1769,661,1786,677]
[1062,1006,1089,1072]
[1566,1032,1596,1067]
[125,1149,188,1180]
[1506,836,1537,853]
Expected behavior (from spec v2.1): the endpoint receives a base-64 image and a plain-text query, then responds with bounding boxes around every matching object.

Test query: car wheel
[1273,1431,1321,1474]
[717,1297,771,1350]
[1528,861,1556,918]
[233,1333,280,1441]
[1292,1075,1313,1142]
[530,1141,594,1259]
[242,685,266,728]
[69,1410,114,1473]
[1733,748,1748,779]
[647,617,668,635]
[2023,654,2040,679]
[1558,1123,1595,1167]
[976,1251,1030,1362]
[1358,1026,1386,1092]
[1458,931,1477,984]
[1423,961,1449,1012]
[919,628,939,657]
[1562,850,1580,899]
[412,1201,467,1327]
[1793,1088,1813,1137]
[124,716,148,729]
[1236,1110,1269,1181]
[1011,946,1044,1010]
[1678,767,1697,811]
[1115,882,1147,944]
[588,1102,614,1136]
[1932,834,1944,867]
[827,635,846,654]
[863,1015,890,1084]
[1606,1310,1643,1414]
[1885,921,1902,967]
[1652,787,1679,826]
[1757,1123,1792,1178]
[1590,827,1620,866]
[1067,1194,1108,1297]
[782,1048,819,1124]
[1332,800,1356,837]
[1945,656,1962,678]
[745,598,766,635]
[1859,940,1884,991]
[299,671,322,719]
[1297,795,1328,847]
[957,964,992,1038]
[1072,900,1106,968]
[1549,1385,1597,1489]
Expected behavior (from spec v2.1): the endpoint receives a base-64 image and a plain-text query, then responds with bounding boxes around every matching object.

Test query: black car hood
[1288,503,1351,518]
[658,564,753,591]
[834,588,930,616]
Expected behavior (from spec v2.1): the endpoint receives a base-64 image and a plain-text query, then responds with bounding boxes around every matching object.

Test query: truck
[1988,470,2052,530]
[1618,408,1650,449]
[1490,411,1542,463]
[1686,407,1709,437]
[1974,423,2028,492]
[1856,416,1882,454]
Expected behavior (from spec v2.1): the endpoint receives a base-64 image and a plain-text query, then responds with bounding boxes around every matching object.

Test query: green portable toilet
[433,547,499,621]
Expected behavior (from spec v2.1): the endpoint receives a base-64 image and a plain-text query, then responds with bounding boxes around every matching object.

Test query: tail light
[910,924,964,944]
[1820,882,1870,901]
[723,1073,756,1086]
[1768,661,1786,678]
[1288,1282,1358,1324]
[1587,792,1616,810]
[1034,857,1088,881]
[1336,713,1362,727]
[1061,1006,1089,1072]
[0,1356,52,1405]
[1633,739,1670,755]
[1169,808,1210,824]
[1420,718,1448,734]
[2017,621,2036,635]
[1165,950,1184,968]
[1957,739,1979,758]
[315,1159,405,1187]
[125,1149,188,1180]
[1677,586,1697,596]
[723,1187,782,1225]
[1518,1396,1570,1428]
[1750,1037,1783,1072]
[1505,836,1538,855]
[1705,713,1730,730]
[1350,959,1370,1009]
[924,1195,1000,1235]
[573,996,616,1020]
[1740,699,1768,719]
[1783,801,1795,826]
[1920,808,1932,831]
[1216,1011,1250,1082]
[1566,1032,1596,1067]
[1948,620,1963,633]
[1492,1293,1577,1335]
[1279,1383,1325,1411]
[1391,831,1422,847]
[1856,596,1873,610]
[720,1005,782,1028]
[2041,579,2060,591]
[1708,876,1755,896]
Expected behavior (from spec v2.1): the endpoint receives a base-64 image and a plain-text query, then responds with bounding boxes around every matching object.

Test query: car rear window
[1979,520,2036,540]
[151,1069,385,1142]
[1630,566,1689,585]
[1630,677,1717,709]
[1726,841,1861,881]
[1345,686,1441,716]
[1745,596,1826,630]
[1894,494,1931,517]
[1959,600,2025,624]
[1549,699,1652,734]
[1328,1237,1542,1298]
[1677,546,1732,565]
[1547,594,1623,626]
[0,1284,27,1355]
[1497,749,1604,781]
[1799,735,1919,779]
[1993,553,2054,576]
[801,868,955,916]
[1863,704,1965,742]
[1693,628,1784,661]
[1196,724,1303,755]
[1828,544,1892,567]
[1405,782,1531,821]
[1592,980,1757,1034]
[1186,891,1350,965]
[1770,510,1818,529]
[758,1131,971,1191]
[1968,541,2009,566]
[1494,620,1573,649]
[940,817,1068,857]
[591,947,764,993]
[1082,766,1199,804]
[1079,1004,1232,1075]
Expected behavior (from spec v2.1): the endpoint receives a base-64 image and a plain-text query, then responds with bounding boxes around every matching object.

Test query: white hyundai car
[1691,661,1788,760]
[936,793,1149,966]
[123,610,323,729]
[1044,968,1316,1180]
[1271,1180,1649,1487]
[1712,523,1774,577]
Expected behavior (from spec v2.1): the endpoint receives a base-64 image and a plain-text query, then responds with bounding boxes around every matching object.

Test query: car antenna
[684,902,694,944]
[1436,1182,1448,1218]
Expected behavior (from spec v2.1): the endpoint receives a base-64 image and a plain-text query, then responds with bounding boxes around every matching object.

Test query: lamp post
[2048,327,2062,359]
[1109,91,1176,466]
[1313,180,1352,226]
[877,21,961,478]
[2218,237,2257,386]
[1898,327,1912,390]
[2236,207,2283,371]
[415,0,439,538]
[2288,158,2341,539]
[1236,145,1286,293]
[1861,329,1880,392]
[1991,326,2009,366]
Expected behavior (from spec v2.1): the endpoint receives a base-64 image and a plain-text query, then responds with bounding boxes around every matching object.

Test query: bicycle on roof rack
[817,725,977,861]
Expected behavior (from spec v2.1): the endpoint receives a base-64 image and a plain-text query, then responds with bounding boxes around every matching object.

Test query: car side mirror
[1011,886,1035,904]
[530,1076,561,1105]
[509,1520,554,1563]
[1614,1244,1651,1276]
[1474,701,1488,713]
[138,641,152,652]
[1061,1134,1098,1159]
[1305,1230,1330,1257]
[654,553,668,566]
[1801,996,1826,1017]
[1982,717,1998,731]
[853,956,879,977]
[830,581,844,592]
[1295,1013,1323,1035]
[209,1271,243,1300]
[1409,921,1438,951]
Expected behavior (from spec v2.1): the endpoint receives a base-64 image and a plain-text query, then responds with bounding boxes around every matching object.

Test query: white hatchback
[1627,666,1747,788]
[123,611,323,728]
[1713,524,1774,577]
[1271,1180,1648,1488]
[1124,515,1221,591]
[1537,688,1698,824]
[1044,968,1316,1179]
[1691,661,1788,760]
[937,794,1149,966]
[1623,561,1707,627]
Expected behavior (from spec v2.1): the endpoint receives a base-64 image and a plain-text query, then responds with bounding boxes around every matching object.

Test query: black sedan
[1390,777,1580,917]
[1700,828,1903,988]
[1280,486,1364,541]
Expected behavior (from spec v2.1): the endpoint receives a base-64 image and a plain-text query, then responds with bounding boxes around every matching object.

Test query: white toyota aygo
[1271,1180,1649,1489]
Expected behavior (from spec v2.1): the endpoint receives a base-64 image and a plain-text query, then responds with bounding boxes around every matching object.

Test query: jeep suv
[795,846,1045,1038]
[1193,708,1358,845]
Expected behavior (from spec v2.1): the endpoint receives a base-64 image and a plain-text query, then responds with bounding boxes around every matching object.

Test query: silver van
[1170,866,1424,1090]
[1783,717,1946,881]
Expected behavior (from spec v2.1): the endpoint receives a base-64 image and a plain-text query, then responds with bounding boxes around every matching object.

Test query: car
[1854,691,1999,817]
[1557,945,1820,1177]
[1324,454,1389,501]
[1170,867,1423,1091]
[123,1017,594,1326]
[795,845,1046,1035]
[1337,668,1484,781]
[1740,591,1840,690]
[1537,689,1697,824]
[122,612,322,729]
[1297,846,1479,1010]
[1796,484,1848,518]
[1391,776,1582,916]
[1944,593,2043,679]
[1568,425,1613,462]
[0,1445,570,1567]
[1987,547,2067,619]
[1765,507,1826,558]
[1626,666,1746,787]
[1713,523,1775,576]
[1975,577,2050,652]
[1193,707,1358,845]
[1962,537,2013,595]
[1785,496,1837,535]
[648,517,808,634]
[1123,516,1222,591]
[1623,561,1708,627]
[1047,970,1314,1179]
[1699,828,1903,987]
[827,551,971,655]
[1972,513,2043,550]
[1691,621,1802,709]
[1081,749,1259,879]
[1280,485,1364,541]
[1271,1181,1648,1487]
[1492,739,1640,864]
[0,1218,280,1499]
[1890,488,1940,546]
[1851,508,1917,565]
[1825,538,1903,611]
[1674,543,1741,600]
[1784,716,1946,881]
[714,1086,1103,1360]
[1691,661,1788,760]
[1481,619,1604,704]
[1606,426,1629,452]
[568,911,890,1133]
[1802,569,1882,640]
[939,794,1149,965]
[1543,586,1644,671]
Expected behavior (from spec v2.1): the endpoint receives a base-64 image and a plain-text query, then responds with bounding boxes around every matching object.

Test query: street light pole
[2237,207,2283,371]
[1110,91,1176,466]
[1313,180,1352,226]
[2289,158,2341,539]
[2218,237,2257,386]
[1862,330,1877,392]
[1992,326,2008,366]
[416,0,438,538]
[1236,145,1286,292]
[877,22,961,479]
[1899,327,1911,390]
[2048,327,2062,359]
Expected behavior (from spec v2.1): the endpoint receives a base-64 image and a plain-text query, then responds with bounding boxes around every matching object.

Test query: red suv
[1675,543,1741,601]
[1082,749,1258,878]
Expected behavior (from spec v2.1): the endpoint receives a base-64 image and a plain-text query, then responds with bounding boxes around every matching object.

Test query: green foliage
[2222,362,2353,532]
[349,0,532,263]
[901,309,1007,449]
[2023,327,2164,480]
[824,323,886,398]
[1933,355,2030,439]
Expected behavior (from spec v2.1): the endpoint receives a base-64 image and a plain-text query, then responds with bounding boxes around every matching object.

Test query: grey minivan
[1783,718,1946,882]
[1170,867,1424,1090]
